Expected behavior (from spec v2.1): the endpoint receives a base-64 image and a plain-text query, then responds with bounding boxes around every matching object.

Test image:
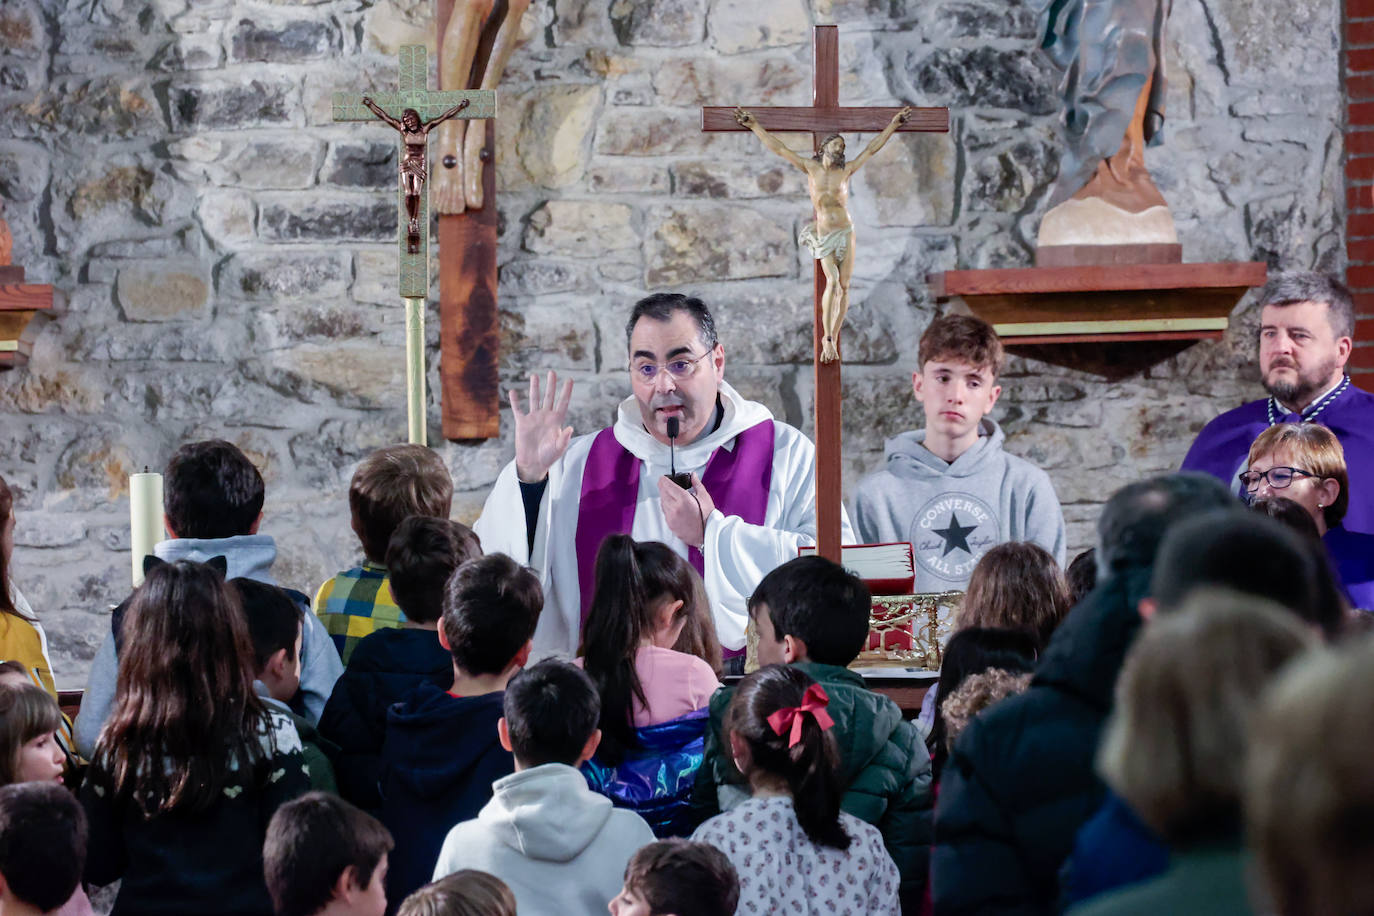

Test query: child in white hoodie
[431,659,656,915]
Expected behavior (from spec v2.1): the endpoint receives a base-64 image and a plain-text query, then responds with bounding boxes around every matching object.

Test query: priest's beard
[1263,355,1339,409]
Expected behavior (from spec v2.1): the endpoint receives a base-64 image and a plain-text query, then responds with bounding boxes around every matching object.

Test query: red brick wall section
[1349,0,1374,375]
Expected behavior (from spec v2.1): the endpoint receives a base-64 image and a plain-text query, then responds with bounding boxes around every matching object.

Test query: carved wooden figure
[735,106,911,363]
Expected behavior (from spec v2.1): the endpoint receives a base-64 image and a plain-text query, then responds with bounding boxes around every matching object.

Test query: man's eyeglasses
[631,350,712,383]
[1238,466,1318,492]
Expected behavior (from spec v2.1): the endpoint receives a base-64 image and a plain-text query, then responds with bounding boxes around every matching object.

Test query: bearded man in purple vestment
[473,293,852,664]
[1181,272,1374,536]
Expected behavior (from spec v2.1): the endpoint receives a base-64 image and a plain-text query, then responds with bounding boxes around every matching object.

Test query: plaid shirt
[313,563,407,664]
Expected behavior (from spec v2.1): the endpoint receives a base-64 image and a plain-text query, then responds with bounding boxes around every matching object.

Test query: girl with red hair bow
[690,665,901,914]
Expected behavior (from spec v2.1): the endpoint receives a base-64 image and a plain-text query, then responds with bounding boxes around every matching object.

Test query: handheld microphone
[666,417,692,489]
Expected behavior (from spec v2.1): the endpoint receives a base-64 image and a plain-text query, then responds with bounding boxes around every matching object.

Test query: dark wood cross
[703,24,949,562]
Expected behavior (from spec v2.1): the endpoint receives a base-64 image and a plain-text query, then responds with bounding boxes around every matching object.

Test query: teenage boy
[316,445,454,663]
[320,517,481,810]
[75,439,344,757]
[236,578,340,793]
[430,659,656,916]
[692,555,934,910]
[0,782,87,916]
[378,552,541,907]
[264,791,393,916]
[852,314,1066,592]
[609,840,740,916]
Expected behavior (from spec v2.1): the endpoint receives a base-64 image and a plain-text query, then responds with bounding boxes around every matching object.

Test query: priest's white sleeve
[472,435,598,658]
[699,422,856,650]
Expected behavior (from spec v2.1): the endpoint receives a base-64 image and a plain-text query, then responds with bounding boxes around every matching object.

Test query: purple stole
[574,420,776,651]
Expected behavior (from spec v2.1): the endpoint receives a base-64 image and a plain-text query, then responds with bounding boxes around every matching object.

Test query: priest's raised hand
[510,370,574,483]
[658,472,717,549]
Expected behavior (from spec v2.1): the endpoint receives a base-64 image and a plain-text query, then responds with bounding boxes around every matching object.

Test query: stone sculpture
[1034,0,1177,250]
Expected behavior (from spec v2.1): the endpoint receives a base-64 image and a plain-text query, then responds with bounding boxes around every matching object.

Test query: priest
[1181,272,1374,534]
[473,292,851,659]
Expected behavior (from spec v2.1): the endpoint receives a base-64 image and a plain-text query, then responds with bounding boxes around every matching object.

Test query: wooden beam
[812,26,842,564]
[0,284,52,311]
[702,106,949,133]
[929,261,1268,298]
[438,121,501,440]
[435,0,503,441]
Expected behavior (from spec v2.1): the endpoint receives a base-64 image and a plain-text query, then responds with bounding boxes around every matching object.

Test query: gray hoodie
[851,419,1066,594]
[73,535,343,758]
[432,763,656,916]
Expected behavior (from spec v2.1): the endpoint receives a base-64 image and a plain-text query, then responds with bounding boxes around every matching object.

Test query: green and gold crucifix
[333,45,496,445]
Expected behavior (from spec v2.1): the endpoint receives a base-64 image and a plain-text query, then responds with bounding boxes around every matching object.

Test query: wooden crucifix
[333,45,495,445]
[435,0,530,440]
[703,25,949,561]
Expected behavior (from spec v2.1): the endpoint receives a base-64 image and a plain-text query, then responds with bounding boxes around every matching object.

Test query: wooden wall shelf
[0,266,54,369]
[927,260,1267,378]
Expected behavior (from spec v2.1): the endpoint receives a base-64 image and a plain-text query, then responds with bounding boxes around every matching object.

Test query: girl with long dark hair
[80,560,309,915]
[691,665,900,914]
[579,535,720,763]
[578,535,720,836]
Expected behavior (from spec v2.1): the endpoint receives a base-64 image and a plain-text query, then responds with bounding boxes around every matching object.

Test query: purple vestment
[1325,525,1374,610]
[574,420,776,642]
[1180,377,1374,536]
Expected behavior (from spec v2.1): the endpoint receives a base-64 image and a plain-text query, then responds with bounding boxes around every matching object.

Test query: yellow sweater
[0,605,56,698]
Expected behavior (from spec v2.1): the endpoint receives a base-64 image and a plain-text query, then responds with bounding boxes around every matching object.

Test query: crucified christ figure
[362,97,469,252]
[735,105,911,363]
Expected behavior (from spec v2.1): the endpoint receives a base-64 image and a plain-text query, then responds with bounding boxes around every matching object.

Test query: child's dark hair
[747,556,871,666]
[387,517,483,625]
[623,839,740,916]
[98,560,272,815]
[0,782,87,912]
[502,659,600,768]
[0,684,61,786]
[232,578,303,673]
[581,535,702,763]
[349,444,454,564]
[441,554,543,676]
[724,664,849,850]
[1065,547,1098,606]
[918,313,1005,379]
[264,791,394,916]
[927,627,1037,779]
[1249,496,1324,542]
[164,439,266,539]
[397,870,517,916]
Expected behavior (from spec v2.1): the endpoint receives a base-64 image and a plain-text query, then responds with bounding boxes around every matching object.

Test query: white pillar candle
[129,471,163,587]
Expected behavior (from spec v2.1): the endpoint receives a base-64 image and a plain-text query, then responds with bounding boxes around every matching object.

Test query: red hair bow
[765,683,835,748]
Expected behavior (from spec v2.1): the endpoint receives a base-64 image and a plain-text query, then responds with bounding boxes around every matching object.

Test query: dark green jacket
[692,661,934,910]
[1065,846,1252,916]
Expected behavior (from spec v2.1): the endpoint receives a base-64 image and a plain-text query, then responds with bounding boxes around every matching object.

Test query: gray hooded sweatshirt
[432,763,656,916]
[851,419,1066,594]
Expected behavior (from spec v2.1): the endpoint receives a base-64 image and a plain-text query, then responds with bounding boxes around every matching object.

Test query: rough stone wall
[0,0,1344,687]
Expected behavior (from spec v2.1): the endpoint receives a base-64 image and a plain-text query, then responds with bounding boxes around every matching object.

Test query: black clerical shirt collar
[643,395,725,441]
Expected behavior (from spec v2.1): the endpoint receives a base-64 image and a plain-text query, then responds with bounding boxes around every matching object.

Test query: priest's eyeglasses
[1238,466,1318,492]
[631,350,712,383]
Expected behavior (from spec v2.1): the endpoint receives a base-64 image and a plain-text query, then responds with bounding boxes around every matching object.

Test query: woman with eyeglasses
[1243,423,1374,609]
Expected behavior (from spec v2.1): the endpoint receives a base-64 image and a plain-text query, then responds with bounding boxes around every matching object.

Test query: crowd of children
[1,310,1374,915]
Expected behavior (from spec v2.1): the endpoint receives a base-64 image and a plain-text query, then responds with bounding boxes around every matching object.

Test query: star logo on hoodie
[910,492,999,582]
[932,513,977,556]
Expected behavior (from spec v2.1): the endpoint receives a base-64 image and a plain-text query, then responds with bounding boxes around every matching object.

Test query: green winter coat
[691,661,934,911]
